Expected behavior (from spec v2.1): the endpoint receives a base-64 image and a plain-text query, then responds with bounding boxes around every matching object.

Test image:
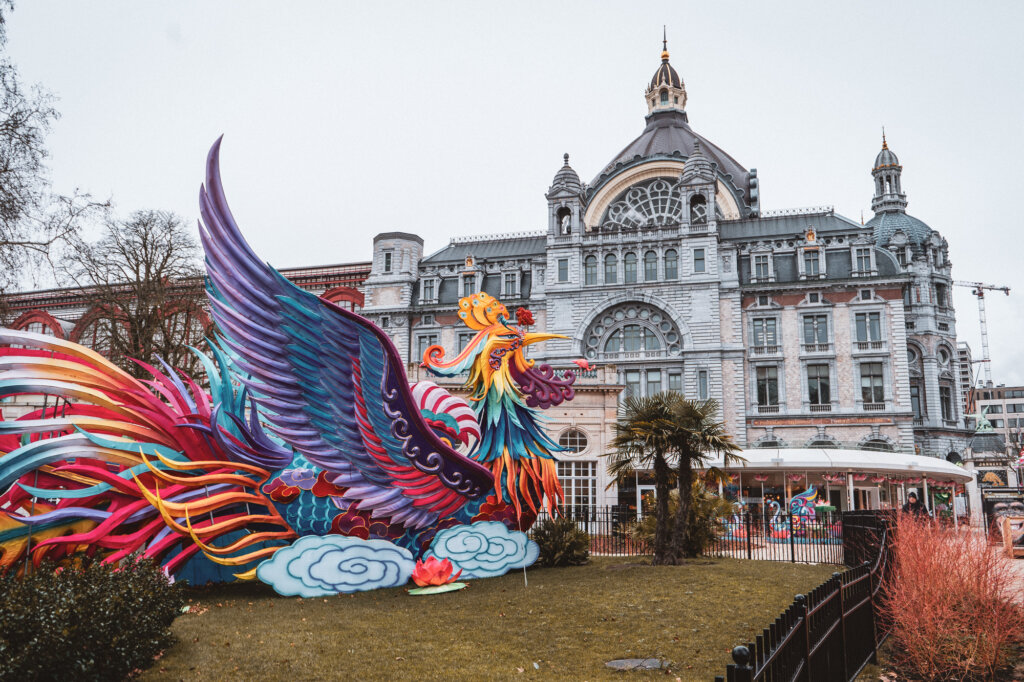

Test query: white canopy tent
[702,448,973,482]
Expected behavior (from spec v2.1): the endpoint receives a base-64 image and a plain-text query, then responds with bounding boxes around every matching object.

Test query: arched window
[584,255,597,285]
[756,440,781,449]
[644,251,658,281]
[558,428,589,453]
[808,440,838,449]
[623,252,637,284]
[659,89,668,104]
[604,254,617,284]
[664,249,678,280]
[690,194,707,224]
[861,438,894,452]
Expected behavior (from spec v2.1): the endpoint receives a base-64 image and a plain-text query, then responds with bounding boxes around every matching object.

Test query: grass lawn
[143,557,835,681]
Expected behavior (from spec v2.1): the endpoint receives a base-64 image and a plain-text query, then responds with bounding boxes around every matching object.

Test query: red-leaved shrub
[883,514,1024,680]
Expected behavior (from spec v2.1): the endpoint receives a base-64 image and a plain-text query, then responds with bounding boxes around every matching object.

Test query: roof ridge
[449,231,546,245]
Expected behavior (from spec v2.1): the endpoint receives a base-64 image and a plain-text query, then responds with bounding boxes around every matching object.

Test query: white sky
[7,1,1024,384]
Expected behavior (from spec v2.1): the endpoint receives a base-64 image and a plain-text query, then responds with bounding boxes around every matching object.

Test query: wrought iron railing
[715,510,896,682]
[706,512,843,565]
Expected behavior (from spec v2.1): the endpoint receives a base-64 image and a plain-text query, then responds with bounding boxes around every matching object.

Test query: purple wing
[198,138,493,528]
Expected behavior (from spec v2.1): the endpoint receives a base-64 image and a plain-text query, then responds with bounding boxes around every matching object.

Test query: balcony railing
[757,404,780,414]
[802,342,832,353]
[863,402,886,411]
[809,403,832,413]
[854,340,886,352]
[749,344,780,356]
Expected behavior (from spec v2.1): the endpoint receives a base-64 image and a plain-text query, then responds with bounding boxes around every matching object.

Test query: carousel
[702,447,974,526]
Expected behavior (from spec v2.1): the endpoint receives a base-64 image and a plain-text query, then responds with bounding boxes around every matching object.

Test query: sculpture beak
[523,332,567,346]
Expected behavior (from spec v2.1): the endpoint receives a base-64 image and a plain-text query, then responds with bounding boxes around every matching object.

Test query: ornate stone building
[5,43,970,509]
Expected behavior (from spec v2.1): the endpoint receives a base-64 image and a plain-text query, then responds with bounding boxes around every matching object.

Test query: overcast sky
[7,1,1024,384]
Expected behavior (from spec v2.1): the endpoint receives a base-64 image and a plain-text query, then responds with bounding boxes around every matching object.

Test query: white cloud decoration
[425,521,539,579]
[256,535,415,597]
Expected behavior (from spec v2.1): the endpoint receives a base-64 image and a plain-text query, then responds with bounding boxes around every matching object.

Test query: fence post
[795,594,810,682]
[745,512,753,560]
[864,559,879,664]
[789,513,796,563]
[833,571,847,679]
[729,645,754,682]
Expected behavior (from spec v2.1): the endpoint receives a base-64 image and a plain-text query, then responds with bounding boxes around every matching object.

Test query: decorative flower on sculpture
[408,556,466,595]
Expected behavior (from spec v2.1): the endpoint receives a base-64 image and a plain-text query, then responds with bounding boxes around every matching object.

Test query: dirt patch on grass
[143,557,834,681]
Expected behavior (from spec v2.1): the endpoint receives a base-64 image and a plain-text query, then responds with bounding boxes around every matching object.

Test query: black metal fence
[533,506,650,556]
[706,512,843,564]
[715,510,896,682]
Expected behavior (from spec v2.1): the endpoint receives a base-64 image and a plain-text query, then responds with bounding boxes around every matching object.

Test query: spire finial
[881,126,888,149]
[661,26,669,61]
[563,153,570,166]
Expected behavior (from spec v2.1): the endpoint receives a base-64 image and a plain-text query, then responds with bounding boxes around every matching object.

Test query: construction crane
[953,280,1011,387]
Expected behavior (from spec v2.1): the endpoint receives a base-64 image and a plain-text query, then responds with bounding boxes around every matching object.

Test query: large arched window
[601,178,684,229]
[604,254,617,284]
[664,249,678,280]
[644,251,658,281]
[623,252,637,284]
[585,303,682,360]
[584,255,597,285]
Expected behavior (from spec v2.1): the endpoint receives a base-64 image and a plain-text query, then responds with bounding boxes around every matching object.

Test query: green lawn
[143,557,835,681]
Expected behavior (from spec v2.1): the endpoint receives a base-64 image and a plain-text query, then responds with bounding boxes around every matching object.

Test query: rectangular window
[895,249,907,267]
[693,248,706,273]
[624,255,637,284]
[644,253,658,281]
[807,364,831,405]
[416,334,438,359]
[504,272,518,297]
[458,332,474,353]
[804,249,820,276]
[754,254,770,280]
[668,373,682,392]
[855,247,872,273]
[803,315,828,344]
[646,369,662,396]
[860,362,884,404]
[664,251,678,280]
[624,370,641,398]
[557,259,569,282]
[380,316,390,328]
[462,276,475,298]
[940,385,953,421]
[855,312,882,342]
[605,257,617,284]
[753,318,778,346]
[557,461,597,511]
[698,370,709,399]
[584,257,597,285]
[383,250,393,273]
[421,279,435,301]
[991,419,1005,428]
[1008,403,1024,413]
[422,314,434,326]
[756,366,778,406]
[986,404,1003,414]
[910,384,922,419]
[935,283,947,307]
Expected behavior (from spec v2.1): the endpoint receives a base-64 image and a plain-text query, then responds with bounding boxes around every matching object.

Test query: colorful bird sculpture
[0,139,578,594]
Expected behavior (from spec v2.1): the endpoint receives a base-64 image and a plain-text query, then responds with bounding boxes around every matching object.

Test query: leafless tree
[62,210,210,378]
[0,1,106,297]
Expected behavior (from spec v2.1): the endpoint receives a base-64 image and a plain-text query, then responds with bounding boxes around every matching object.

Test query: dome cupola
[870,131,908,214]
[645,29,687,115]
[548,153,582,195]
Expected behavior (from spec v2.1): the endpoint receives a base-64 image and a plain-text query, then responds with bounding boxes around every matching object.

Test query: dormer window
[462,275,475,298]
[660,89,668,104]
[803,249,820,277]
[503,272,519,298]
[420,278,436,303]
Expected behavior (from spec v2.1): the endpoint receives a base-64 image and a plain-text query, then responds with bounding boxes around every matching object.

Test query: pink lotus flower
[412,557,462,587]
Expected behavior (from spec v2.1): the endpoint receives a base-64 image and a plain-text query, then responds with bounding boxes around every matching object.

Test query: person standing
[901,491,929,516]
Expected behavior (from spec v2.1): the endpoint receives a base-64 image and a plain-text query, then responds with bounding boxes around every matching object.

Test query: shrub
[631,482,734,557]
[0,557,184,681]
[532,516,590,567]
[882,514,1024,681]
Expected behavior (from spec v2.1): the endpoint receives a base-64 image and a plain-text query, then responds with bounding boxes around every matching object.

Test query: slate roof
[719,210,863,241]
[866,211,933,249]
[422,235,546,264]
[590,110,750,201]
[969,431,1006,454]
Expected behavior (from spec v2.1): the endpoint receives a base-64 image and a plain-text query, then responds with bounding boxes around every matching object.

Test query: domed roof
[650,52,682,89]
[969,430,1006,454]
[549,153,582,194]
[591,109,749,192]
[873,134,900,169]
[866,210,933,248]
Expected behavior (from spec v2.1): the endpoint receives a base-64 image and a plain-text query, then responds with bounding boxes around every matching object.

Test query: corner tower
[871,132,908,214]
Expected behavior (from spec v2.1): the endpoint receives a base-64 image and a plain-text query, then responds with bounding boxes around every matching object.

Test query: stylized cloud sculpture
[425,521,539,579]
[256,535,415,597]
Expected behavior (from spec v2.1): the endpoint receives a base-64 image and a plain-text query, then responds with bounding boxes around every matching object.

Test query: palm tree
[607,394,678,564]
[663,397,743,564]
